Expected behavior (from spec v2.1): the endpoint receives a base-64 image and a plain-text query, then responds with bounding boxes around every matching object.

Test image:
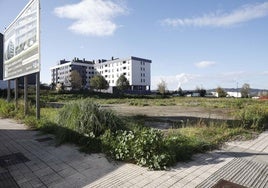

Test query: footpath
[0,118,267,188]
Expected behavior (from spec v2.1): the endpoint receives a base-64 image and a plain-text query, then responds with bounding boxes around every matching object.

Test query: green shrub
[0,99,15,118]
[23,116,39,128]
[101,128,172,170]
[101,130,134,161]
[132,128,171,169]
[57,99,124,137]
[236,104,268,130]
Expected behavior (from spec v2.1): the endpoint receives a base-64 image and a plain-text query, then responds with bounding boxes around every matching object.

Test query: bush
[101,128,172,170]
[23,116,39,128]
[0,99,15,118]
[57,99,124,137]
[165,134,212,162]
[236,104,268,130]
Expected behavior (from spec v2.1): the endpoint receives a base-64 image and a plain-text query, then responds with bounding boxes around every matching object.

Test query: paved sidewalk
[0,119,267,188]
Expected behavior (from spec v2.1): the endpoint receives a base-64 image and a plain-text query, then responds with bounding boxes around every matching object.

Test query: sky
[0,0,268,90]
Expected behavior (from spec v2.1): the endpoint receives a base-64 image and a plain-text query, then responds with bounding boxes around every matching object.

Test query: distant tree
[157,80,167,95]
[90,75,109,91]
[70,70,82,90]
[178,87,183,96]
[195,86,206,97]
[116,74,130,91]
[216,87,227,97]
[241,83,250,98]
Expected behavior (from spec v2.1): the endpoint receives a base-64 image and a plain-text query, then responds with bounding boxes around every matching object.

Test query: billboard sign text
[3,0,40,80]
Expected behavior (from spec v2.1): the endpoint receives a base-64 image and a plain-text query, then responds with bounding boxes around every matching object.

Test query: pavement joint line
[1,119,268,187]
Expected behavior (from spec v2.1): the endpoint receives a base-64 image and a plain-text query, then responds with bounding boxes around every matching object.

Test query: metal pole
[24,76,28,116]
[7,80,11,102]
[36,72,40,119]
[15,78,18,110]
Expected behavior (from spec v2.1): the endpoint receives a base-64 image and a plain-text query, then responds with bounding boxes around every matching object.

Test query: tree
[195,86,206,97]
[116,74,130,91]
[90,75,109,91]
[70,70,82,90]
[178,87,183,96]
[216,87,227,97]
[241,83,250,98]
[157,80,167,95]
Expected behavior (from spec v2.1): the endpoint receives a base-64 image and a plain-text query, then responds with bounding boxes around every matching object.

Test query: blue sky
[1,0,268,90]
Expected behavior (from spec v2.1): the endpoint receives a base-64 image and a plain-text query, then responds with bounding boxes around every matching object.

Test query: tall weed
[236,104,268,130]
[0,99,15,118]
[57,99,124,136]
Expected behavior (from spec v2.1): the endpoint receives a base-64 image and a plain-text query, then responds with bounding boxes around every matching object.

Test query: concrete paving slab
[0,118,267,187]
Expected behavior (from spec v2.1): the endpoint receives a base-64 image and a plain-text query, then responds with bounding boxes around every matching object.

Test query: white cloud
[195,61,216,68]
[152,71,267,90]
[152,73,199,90]
[162,2,268,28]
[54,0,128,36]
[175,73,200,88]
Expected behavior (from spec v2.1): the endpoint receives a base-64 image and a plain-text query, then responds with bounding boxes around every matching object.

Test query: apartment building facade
[50,56,151,92]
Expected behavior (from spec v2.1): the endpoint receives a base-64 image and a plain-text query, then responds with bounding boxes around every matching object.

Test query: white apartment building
[50,56,151,93]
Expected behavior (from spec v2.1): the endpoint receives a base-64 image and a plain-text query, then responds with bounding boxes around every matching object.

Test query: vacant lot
[104,103,233,119]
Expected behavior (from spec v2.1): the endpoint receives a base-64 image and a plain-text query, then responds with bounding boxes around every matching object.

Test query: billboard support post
[3,0,40,119]
[24,76,28,116]
[36,72,40,119]
[15,78,18,110]
[7,80,10,102]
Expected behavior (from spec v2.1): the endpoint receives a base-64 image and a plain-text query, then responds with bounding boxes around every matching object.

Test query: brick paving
[0,118,267,188]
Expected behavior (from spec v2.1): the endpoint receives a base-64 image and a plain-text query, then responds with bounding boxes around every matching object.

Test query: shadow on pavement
[0,126,122,188]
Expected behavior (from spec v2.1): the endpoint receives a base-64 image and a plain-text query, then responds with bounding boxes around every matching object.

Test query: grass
[169,123,256,148]
[0,96,267,169]
[34,91,268,110]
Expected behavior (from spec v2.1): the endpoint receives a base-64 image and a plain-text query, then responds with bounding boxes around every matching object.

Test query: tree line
[157,80,252,98]
[52,70,130,93]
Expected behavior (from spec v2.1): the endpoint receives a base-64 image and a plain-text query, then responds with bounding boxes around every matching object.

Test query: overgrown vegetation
[57,99,125,137]
[102,128,172,170]
[0,97,267,170]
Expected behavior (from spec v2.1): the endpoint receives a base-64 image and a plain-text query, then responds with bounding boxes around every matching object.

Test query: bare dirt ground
[104,104,233,119]
[104,104,236,129]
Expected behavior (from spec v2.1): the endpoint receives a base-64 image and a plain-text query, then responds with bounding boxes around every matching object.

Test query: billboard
[3,0,40,80]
